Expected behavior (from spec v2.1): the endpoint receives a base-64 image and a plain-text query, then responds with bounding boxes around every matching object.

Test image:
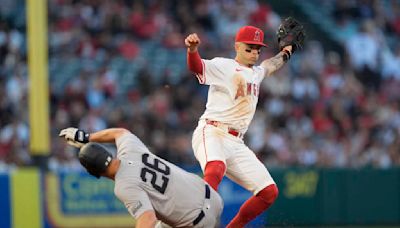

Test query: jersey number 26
[140,154,170,194]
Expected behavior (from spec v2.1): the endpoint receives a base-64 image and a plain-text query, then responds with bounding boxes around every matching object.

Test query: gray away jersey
[113,133,213,227]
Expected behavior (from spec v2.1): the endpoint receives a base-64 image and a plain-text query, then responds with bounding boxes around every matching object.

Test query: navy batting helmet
[79,142,113,178]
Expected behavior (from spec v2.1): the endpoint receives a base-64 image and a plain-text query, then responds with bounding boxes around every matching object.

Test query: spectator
[345,20,380,90]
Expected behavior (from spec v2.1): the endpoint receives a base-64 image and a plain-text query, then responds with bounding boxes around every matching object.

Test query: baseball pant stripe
[202,125,208,162]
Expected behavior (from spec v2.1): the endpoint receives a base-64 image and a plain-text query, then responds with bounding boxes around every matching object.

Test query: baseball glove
[277,17,305,53]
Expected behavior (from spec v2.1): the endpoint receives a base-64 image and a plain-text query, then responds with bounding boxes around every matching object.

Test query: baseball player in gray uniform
[59,127,223,228]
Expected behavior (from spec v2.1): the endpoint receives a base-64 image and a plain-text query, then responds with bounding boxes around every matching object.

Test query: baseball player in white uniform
[59,127,223,228]
[185,25,296,227]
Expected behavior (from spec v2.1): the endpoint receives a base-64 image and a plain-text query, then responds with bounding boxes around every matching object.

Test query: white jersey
[114,133,223,227]
[195,57,265,133]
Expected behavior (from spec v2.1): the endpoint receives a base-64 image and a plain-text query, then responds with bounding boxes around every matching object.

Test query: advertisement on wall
[45,172,132,227]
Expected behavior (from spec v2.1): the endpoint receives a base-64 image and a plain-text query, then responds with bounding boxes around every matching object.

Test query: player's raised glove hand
[184,33,201,52]
[59,127,90,148]
[277,17,305,53]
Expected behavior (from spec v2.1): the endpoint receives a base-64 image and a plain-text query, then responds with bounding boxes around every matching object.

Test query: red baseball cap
[235,26,267,47]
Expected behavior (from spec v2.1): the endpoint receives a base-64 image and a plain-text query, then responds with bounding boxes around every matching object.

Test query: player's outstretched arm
[59,127,130,147]
[185,33,203,75]
[262,17,305,77]
[88,128,130,143]
[261,46,292,77]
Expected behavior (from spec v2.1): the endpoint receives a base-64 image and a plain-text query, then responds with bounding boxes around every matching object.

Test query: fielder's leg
[203,160,226,191]
[226,184,278,228]
[192,124,227,191]
[224,142,278,228]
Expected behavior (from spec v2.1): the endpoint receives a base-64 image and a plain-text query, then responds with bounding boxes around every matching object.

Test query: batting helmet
[235,26,267,47]
[79,142,113,178]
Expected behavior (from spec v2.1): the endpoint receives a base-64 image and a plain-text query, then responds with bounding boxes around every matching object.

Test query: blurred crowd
[0,0,399,172]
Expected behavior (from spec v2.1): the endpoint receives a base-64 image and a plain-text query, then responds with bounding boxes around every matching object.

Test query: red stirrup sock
[226,184,279,228]
[203,161,226,191]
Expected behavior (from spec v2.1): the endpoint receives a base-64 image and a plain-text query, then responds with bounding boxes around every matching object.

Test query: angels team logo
[254,30,261,41]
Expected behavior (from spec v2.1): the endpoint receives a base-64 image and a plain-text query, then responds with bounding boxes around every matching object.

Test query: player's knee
[204,160,226,179]
[204,161,226,190]
[257,184,279,204]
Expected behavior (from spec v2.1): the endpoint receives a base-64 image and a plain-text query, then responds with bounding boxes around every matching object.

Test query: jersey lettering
[142,154,170,175]
[253,83,259,97]
[236,82,259,99]
[235,81,246,99]
[140,154,170,194]
[246,83,252,95]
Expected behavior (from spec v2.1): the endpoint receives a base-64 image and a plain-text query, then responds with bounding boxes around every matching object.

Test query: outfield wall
[0,168,399,228]
[268,168,400,226]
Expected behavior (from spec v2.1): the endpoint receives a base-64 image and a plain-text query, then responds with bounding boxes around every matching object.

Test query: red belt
[205,119,243,138]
